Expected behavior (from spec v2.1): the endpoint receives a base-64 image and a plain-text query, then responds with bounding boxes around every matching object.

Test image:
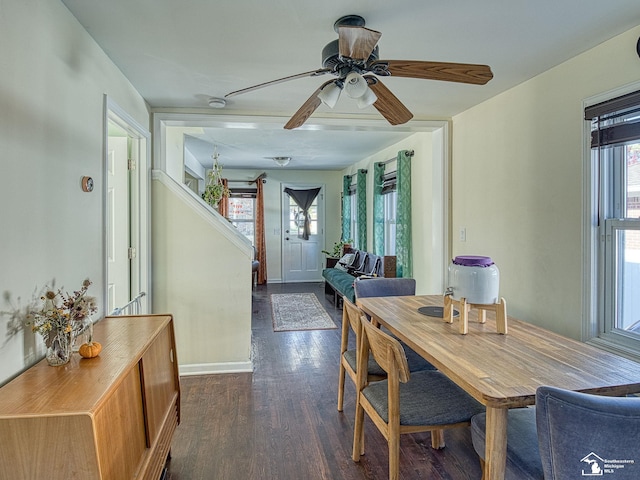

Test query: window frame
[383,190,397,255]
[227,190,256,244]
[349,190,358,249]
[584,82,640,361]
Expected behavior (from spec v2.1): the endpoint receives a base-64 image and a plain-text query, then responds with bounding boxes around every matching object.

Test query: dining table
[356,294,640,480]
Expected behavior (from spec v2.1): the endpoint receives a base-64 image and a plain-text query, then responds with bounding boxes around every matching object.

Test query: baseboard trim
[178,361,253,376]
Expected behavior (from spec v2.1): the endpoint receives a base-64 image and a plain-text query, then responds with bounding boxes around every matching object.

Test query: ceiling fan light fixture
[344,72,368,99]
[272,156,291,167]
[356,87,377,108]
[317,82,342,108]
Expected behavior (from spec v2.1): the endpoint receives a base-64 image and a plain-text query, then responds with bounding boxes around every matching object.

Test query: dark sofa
[322,250,396,307]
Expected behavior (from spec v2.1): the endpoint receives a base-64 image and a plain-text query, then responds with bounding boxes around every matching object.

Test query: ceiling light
[208,97,226,108]
[272,156,291,167]
[356,87,377,108]
[344,72,368,99]
[318,82,342,108]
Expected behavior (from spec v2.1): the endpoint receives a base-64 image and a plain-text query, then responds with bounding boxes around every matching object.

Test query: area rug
[271,293,337,332]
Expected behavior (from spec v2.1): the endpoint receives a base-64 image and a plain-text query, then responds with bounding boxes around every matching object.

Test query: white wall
[223,168,344,282]
[451,25,640,339]
[0,0,150,385]
[343,131,447,294]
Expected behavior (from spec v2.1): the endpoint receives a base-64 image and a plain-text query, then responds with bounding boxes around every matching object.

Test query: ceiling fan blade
[284,80,335,130]
[371,60,493,85]
[338,26,381,60]
[365,76,413,126]
[225,68,331,98]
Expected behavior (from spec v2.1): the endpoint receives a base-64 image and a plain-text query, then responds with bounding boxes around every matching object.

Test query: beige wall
[343,130,447,294]
[451,25,640,339]
[0,0,150,385]
[152,173,252,373]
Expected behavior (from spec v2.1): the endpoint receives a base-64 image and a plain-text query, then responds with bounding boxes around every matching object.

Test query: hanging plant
[202,149,230,208]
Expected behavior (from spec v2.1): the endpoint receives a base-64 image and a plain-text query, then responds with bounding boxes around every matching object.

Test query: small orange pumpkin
[79,341,102,358]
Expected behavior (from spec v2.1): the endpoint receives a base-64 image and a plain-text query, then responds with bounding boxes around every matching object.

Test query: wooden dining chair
[352,315,485,480]
[354,277,436,373]
[338,297,386,412]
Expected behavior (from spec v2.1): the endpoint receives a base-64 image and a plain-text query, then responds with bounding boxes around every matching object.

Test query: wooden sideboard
[0,314,180,480]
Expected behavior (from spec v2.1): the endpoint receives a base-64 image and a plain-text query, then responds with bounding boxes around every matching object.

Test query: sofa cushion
[322,268,356,303]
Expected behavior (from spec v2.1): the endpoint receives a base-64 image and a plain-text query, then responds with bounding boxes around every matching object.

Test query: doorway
[281,184,325,282]
[105,98,151,314]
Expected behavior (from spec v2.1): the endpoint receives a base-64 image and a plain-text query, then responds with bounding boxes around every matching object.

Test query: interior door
[282,184,325,282]
[106,133,130,313]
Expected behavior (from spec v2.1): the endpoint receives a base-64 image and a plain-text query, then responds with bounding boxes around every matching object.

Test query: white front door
[282,184,325,282]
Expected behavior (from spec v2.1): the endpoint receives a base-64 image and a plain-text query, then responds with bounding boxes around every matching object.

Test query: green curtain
[342,175,351,242]
[396,150,412,278]
[356,169,367,250]
[373,162,385,255]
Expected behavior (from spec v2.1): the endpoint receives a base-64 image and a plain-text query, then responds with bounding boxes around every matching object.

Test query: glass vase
[72,316,92,352]
[46,329,72,366]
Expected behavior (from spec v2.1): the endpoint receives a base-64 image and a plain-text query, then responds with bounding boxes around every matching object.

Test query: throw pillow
[335,253,355,271]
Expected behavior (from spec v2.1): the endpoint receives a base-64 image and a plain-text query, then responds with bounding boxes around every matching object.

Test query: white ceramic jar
[448,255,500,305]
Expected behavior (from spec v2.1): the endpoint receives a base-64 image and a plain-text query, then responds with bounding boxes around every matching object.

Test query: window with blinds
[586,89,640,356]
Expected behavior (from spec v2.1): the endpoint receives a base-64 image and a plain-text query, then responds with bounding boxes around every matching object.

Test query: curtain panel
[396,150,413,278]
[283,187,321,240]
[356,169,367,250]
[219,178,229,218]
[373,162,385,255]
[342,175,352,242]
[255,178,267,285]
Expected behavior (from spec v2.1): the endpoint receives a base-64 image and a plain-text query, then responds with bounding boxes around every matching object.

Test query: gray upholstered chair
[352,316,485,480]
[536,386,640,480]
[251,246,260,288]
[354,277,436,373]
[470,407,543,480]
[354,277,417,299]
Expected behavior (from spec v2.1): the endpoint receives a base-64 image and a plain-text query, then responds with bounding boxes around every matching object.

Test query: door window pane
[289,196,318,236]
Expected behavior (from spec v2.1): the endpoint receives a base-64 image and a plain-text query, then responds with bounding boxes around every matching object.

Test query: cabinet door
[94,365,147,479]
[140,324,178,446]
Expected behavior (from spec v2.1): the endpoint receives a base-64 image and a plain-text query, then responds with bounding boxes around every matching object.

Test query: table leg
[484,406,508,480]
[443,294,453,324]
[459,298,469,335]
[496,297,508,334]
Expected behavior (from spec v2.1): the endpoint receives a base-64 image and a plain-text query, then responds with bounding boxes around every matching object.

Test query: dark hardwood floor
[166,282,483,480]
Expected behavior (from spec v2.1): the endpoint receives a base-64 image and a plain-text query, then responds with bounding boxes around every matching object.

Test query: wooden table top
[357,295,640,408]
[0,314,173,416]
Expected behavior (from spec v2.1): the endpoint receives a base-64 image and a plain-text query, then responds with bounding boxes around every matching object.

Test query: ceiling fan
[225,15,493,130]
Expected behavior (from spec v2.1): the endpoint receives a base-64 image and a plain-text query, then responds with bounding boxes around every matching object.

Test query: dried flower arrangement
[28,278,97,350]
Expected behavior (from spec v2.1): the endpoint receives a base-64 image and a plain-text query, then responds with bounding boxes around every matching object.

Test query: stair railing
[110,292,146,316]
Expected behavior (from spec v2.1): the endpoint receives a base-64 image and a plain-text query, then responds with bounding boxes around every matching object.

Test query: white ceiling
[62,0,640,170]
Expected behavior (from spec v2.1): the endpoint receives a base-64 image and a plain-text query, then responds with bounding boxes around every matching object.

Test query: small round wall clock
[81,176,94,192]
